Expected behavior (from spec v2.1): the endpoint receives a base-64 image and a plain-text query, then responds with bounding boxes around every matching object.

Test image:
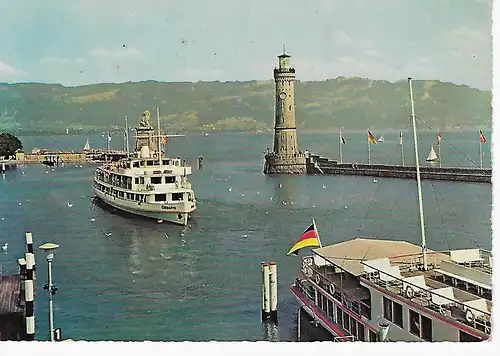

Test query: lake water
[0,130,492,341]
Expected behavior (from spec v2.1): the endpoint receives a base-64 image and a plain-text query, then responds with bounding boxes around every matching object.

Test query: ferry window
[139,177,145,184]
[336,306,343,327]
[317,293,323,310]
[155,194,166,202]
[382,297,392,321]
[135,178,139,184]
[150,177,162,184]
[393,302,403,328]
[459,331,481,342]
[357,322,365,341]
[164,160,170,165]
[146,160,154,166]
[342,311,349,331]
[349,317,356,335]
[172,193,183,201]
[409,309,420,336]
[421,315,432,342]
[369,330,377,342]
[133,161,139,167]
[165,176,175,184]
[327,300,334,319]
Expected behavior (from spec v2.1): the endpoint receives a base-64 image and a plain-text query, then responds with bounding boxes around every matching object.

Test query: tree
[0,132,23,158]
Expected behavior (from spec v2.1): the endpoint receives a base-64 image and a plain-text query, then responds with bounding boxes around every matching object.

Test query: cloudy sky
[0,0,493,90]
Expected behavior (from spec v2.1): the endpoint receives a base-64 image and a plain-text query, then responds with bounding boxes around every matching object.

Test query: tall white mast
[156,107,162,166]
[124,115,130,157]
[408,77,427,271]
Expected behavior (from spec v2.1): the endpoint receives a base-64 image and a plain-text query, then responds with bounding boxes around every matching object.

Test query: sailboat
[83,137,90,151]
[426,145,439,162]
[377,135,384,143]
[289,77,491,342]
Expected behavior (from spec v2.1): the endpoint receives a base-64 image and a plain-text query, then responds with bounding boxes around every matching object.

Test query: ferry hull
[93,187,192,226]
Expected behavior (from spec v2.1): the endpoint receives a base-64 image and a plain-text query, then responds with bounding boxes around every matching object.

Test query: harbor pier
[306,155,491,183]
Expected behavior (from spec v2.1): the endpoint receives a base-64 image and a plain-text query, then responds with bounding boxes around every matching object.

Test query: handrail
[359,260,491,334]
[301,257,372,312]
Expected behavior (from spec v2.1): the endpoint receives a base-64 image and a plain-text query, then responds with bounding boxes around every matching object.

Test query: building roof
[0,275,23,314]
[312,237,449,276]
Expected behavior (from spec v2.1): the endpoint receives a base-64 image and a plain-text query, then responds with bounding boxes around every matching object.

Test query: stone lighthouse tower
[263,50,307,174]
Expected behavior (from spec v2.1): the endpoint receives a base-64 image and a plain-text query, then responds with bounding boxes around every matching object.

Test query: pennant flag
[368,130,377,144]
[287,223,320,256]
[341,135,346,145]
[437,132,442,145]
[399,130,403,145]
[480,130,487,144]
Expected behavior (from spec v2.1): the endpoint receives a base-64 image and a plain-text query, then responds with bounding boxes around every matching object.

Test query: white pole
[400,131,405,166]
[312,218,322,248]
[297,306,302,341]
[25,253,35,340]
[47,254,55,341]
[367,131,371,165]
[479,130,483,169]
[339,129,343,164]
[261,262,271,320]
[438,129,442,168]
[408,78,427,271]
[269,262,278,323]
[125,115,130,157]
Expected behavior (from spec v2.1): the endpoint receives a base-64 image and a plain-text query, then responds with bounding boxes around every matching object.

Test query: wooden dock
[306,155,491,183]
[0,274,26,340]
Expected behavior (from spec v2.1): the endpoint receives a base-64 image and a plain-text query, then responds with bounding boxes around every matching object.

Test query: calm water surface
[0,131,492,341]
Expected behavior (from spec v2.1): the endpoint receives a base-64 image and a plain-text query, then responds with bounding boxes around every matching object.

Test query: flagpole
[400,131,405,166]
[339,128,343,164]
[312,218,322,248]
[479,129,483,169]
[367,130,371,165]
[438,129,442,168]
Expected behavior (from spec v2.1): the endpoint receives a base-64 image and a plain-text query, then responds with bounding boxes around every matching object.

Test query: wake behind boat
[92,108,197,226]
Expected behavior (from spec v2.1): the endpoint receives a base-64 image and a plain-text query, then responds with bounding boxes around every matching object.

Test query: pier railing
[301,257,372,320]
[359,261,491,336]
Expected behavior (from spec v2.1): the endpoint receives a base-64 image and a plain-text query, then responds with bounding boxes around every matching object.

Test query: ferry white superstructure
[92,109,196,226]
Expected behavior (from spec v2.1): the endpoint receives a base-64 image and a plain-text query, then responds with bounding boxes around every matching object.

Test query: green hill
[0,77,491,135]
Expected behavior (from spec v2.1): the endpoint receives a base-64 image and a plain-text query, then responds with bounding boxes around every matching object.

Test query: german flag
[368,130,376,144]
[287,223,320,256]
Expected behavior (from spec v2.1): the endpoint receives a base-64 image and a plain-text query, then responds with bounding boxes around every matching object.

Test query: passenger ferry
[92,108,196,226]
[290,78,492,342]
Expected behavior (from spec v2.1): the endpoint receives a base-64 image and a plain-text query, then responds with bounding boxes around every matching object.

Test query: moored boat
[289,78,491,342]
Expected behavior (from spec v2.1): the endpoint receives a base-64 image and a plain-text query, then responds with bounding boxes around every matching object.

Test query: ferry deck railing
[359,260,491,336]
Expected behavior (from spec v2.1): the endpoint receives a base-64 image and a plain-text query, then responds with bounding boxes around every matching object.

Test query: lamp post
[39,242,59,341]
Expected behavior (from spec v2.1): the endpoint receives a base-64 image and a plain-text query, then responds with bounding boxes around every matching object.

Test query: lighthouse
[263,49,307,175]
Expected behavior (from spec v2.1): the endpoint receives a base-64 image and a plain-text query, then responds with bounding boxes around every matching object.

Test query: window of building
[459,331,481,342]
[409,309,433,341]
[155,194,167,202]
[383,297,392,320]
[383,297,403,328]
[150,176,162,184]
[327,300,334,319]
[342,311,349,331]
[357,322,365,341]
[336,306,343,327]
[172,193,183,201]
[409,309,420,336]
[421,315,432,341]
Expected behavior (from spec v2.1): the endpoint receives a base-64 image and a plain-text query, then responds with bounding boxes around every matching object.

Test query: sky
[0,0,493,90]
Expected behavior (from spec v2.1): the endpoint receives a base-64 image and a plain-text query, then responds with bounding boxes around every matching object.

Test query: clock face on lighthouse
[279,92,286,100]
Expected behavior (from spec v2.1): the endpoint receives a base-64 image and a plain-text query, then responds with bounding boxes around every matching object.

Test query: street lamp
[39,242,59,341]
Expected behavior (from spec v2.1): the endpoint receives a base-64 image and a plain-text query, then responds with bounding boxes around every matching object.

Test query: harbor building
[263,50,307,175]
